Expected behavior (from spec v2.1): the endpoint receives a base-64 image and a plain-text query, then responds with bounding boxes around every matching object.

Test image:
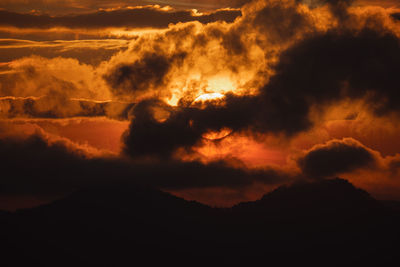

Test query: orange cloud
[0,117,129,153]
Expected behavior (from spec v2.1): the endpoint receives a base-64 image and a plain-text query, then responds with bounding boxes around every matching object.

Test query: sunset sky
[1,0,400,210]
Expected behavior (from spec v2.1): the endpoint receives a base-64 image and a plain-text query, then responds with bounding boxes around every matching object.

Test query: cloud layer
[0,7,241,29]
[0,132,288,196]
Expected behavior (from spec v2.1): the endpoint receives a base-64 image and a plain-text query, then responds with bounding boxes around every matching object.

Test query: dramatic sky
[1,0,400,210]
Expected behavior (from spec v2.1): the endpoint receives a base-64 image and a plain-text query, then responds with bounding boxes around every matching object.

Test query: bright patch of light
[207,77,236,93]
[202,127,232,140]
[194,92,224,103]
[110,28,167,38]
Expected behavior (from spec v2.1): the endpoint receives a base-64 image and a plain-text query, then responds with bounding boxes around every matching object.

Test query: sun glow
[207,77,236,93]
[194,92,225,103]
[165,75,237,106]
[202,127,232,140]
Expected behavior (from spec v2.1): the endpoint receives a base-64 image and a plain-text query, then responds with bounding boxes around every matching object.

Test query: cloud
[0,38,129,65]
[120,1,400,158]
[97,0,329,102]
[0,96,136,120]
[298,0,355,18]
[246,0,314,44]
[297,138,377,178]
[0,132,112,195]
[0,117,130,154]
[257,27,400,127]
[0,56,112,100]
[0,132,289,197]
[105,52,187,99]
[122,95,261,158]
[123,26,400,157]
[0,1,325,105]
[0,6,241,29]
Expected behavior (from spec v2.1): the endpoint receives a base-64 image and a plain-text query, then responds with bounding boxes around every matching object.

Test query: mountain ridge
[1,177,399,266]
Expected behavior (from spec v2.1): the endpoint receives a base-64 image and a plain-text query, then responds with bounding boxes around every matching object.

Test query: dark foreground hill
[1,178,400,266]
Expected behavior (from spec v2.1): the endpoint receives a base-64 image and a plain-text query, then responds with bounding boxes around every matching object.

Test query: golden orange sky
[1,0,400,210]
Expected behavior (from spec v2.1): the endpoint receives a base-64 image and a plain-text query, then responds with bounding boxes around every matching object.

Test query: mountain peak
[234,178,381,215]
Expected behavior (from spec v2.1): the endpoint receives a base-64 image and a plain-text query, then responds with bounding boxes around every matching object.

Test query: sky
[1,0,400,210]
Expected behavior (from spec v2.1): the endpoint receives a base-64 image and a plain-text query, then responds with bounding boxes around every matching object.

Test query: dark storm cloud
[298,139,377,178]
[0,133,287,195]
[0,7,241,29]
[104,52,187,97]
[123,95,261,158]
[263,28,400,118]
[123,99,200,158]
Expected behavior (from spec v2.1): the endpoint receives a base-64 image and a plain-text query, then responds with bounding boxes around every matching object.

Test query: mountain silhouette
[234,178,382,216]
[1,178,399,266]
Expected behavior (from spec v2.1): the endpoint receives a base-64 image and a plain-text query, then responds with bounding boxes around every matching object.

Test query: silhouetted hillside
[234,178,382,216]
[1,179,400,266]
[24,183,214,222]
